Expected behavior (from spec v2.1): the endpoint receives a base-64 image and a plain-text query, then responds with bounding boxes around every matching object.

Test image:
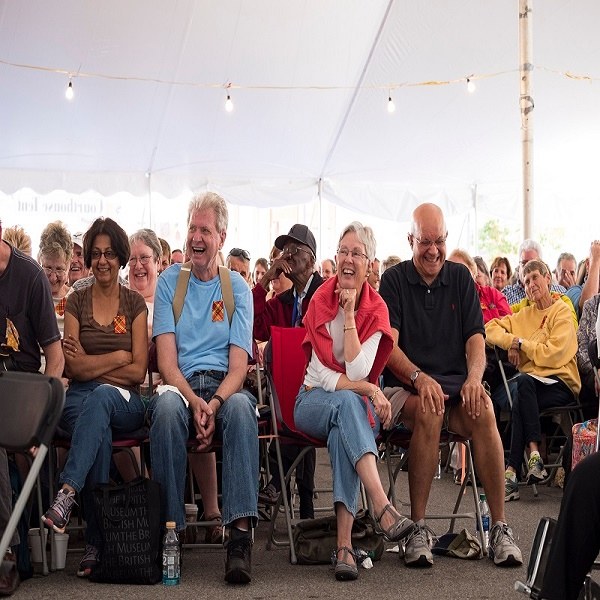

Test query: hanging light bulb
[387,95,396,114]
[467,78,476,94]
[65,79,74,100]
[225,93,233,113]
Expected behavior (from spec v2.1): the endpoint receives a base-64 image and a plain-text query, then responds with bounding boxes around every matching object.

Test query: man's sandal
[374,503,415,542]
[334,546,358,581]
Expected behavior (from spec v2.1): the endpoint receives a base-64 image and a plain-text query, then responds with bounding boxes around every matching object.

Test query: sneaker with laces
[505,472,520,502]
[401,523,436,568]
[77,544,99,578]
[489,522,523,566]
[224,527,252,584]
[42,488,77,533]
[526,454,548,485]
[258,482,279,506]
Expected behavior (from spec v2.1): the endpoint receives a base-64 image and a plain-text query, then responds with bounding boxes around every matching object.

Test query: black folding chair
[0,372,65,574]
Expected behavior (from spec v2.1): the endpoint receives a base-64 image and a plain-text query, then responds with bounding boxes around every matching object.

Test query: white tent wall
[2,0,600,268]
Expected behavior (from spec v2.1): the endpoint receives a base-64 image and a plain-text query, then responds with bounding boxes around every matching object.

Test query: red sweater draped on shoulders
[302,276,394,386]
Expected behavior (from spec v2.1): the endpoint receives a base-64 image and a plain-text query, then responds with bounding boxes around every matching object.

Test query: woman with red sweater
[294,222,415,582]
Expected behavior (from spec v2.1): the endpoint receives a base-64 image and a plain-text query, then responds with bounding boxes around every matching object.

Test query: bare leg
[336,503,356,567]
[355,452,410,532]
[189,452,220,518]
[400,396,443,521]
[449,401,506,523]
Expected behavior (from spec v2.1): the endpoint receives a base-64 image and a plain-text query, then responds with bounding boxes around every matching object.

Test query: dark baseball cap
[274,224,317,257]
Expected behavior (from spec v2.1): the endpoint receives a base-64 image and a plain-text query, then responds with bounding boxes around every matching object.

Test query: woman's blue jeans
[147,373,259,531]
[59,380,146,546]
[294,386,378,516]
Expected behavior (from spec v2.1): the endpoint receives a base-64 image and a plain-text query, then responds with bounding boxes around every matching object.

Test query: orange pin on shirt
[55,297,67,316]
[212,300,224,322]
[113,314,127,334]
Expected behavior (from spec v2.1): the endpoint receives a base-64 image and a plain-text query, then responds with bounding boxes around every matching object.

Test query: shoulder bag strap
[172,261,192,324]
[218,265,235,325]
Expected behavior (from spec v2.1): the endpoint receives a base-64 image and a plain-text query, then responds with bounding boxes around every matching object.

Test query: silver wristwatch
[410,369,421,385]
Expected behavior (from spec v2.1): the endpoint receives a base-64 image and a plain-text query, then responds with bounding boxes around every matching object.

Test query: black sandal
[334,546,358,581]
[375,503,415,542]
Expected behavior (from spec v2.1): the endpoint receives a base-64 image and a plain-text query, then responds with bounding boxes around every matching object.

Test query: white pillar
[519,0,534,239]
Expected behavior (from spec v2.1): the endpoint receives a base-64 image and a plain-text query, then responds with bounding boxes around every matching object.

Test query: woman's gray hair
[129,228,162,261]
[38,221,72,264]
[522,259,550,278]
[188,192,228,233]
[338,221,376,261]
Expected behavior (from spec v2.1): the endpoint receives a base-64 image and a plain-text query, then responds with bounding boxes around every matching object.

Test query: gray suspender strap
[172,262,235,325]
[218,265,235,325]
[172,261,192,324]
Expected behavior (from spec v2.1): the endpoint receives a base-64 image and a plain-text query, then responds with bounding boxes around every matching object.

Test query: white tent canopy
[1,0,600,228]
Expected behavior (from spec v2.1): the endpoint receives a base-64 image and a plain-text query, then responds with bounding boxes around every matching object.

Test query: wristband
[344,325,357,332]
[212,394,225,408]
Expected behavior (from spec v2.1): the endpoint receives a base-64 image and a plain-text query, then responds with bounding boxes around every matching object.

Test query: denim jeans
[294,386,378,516]
[59,380,146,546]
[147,373,259,531]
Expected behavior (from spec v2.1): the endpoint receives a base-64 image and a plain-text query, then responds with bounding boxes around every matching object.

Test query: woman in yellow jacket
[485,259,580,502]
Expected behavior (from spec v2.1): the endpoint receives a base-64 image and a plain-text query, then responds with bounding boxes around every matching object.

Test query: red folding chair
[264,326,327,564]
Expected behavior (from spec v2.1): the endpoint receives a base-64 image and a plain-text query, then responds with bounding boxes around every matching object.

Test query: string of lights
[2,56,596,113]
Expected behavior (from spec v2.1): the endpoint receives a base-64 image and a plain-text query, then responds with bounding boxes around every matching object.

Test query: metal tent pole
[519,0,534,239]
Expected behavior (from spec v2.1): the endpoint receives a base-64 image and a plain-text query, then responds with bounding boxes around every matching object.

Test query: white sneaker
[489,522,523,566]
[401,523,436,568]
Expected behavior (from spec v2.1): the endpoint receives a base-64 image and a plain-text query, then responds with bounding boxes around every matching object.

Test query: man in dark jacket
[252,224,323,518]
[253,224,323,341]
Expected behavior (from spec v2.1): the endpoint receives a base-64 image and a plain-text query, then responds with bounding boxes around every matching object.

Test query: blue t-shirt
[565,285,582,319]
[152,265,253,380]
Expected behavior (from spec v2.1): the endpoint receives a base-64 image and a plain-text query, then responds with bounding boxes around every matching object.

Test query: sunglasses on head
[228,248,250,261]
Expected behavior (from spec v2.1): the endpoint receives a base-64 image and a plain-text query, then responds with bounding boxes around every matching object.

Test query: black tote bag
[90,477,162,584]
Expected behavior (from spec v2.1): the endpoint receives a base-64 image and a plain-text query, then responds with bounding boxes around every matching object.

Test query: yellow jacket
[485,298,581,394]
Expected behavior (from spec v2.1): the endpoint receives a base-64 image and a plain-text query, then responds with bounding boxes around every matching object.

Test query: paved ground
[16,448,564,599]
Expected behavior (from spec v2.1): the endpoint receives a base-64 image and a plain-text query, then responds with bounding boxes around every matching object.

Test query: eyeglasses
[128,255,154,266]
[337,247,369,261]
[43,266,67,277]
[91,249,118,261]
[412,235,447,249]
[228,248,250,261]
[282,245,314,259]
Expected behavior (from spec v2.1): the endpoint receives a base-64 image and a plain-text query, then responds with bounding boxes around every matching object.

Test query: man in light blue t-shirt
[148,192,257,585]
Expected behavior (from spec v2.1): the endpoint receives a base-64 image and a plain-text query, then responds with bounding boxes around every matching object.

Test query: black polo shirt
[380,259,484,392]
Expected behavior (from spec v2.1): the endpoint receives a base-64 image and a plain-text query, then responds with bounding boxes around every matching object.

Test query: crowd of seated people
[6,201,600,592]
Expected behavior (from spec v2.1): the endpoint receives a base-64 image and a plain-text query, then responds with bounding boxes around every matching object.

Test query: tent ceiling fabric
[0,0,598,221]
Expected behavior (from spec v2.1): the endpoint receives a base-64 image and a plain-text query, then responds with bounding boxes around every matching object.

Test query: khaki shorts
[383,386,412,425]
[383,386,454,431]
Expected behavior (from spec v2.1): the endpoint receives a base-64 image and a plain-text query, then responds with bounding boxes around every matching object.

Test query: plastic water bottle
[477,493,491,551]
[162,521,180,585]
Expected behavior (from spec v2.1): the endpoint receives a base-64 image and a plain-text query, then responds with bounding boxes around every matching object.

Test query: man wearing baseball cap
[252,223,322,519]
[68,232,90,286]
[253,223,321,341]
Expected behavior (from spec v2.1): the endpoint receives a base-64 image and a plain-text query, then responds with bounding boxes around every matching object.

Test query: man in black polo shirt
[379,203,522,569]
